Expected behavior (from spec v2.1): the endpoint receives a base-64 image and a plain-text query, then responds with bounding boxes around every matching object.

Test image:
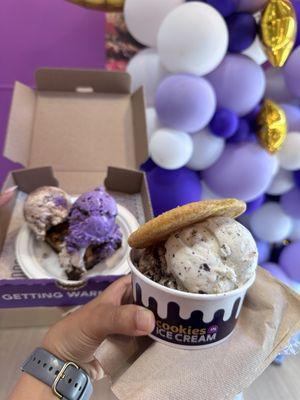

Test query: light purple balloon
[283,46,300,98]
[281,187,300,218]
[280,103,300,131]
[279,242,300,282]
[238,0,268,12]
[202,143,277,201]
[257,241,271,264]
[262,262,291,285]
[206,54,265,116]
[155,74,216,133]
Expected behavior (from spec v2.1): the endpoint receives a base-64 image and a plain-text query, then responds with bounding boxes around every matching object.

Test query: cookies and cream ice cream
[59,187,122,279]
[24,186,71,240]
[164,217,257,294]
[134,204,258,294]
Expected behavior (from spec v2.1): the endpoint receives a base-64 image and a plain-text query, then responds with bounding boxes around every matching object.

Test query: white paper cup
[129,250,256,349]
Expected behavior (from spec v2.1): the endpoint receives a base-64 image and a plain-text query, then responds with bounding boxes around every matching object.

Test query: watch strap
[21,348,93,400]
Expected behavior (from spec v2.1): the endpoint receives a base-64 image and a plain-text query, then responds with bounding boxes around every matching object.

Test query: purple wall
[0,0,106,186]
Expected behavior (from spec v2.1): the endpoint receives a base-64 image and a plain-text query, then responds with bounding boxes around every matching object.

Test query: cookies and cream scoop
[164,217,258,294]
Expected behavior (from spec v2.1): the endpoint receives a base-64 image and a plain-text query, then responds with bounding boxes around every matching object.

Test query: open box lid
[4,68,148,193]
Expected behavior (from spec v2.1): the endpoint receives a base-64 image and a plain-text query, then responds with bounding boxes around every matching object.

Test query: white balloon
[278,132,300,171]
[267,168,294,195]
[126,48,168,106]
[186,128,225,170]
[145,108,161,140]
[157,2,228,76]
[250,202,293,243]
[242,36,267,65]
[149,128,193,169]
[124,0,183,47]
[290,219,300,241]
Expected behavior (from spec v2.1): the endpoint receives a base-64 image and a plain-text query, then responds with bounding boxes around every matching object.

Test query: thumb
[87,303,155,341]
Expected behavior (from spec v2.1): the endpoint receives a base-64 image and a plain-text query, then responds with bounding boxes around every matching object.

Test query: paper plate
[15,204,139,286]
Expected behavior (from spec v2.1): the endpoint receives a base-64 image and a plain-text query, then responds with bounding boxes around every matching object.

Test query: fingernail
[3,186,18,194]
[135,308,155,333]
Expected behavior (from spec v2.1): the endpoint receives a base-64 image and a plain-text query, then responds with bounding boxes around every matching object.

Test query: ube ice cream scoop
[24,186,71,240]
[165,217,258,294]
[59,187,122,278]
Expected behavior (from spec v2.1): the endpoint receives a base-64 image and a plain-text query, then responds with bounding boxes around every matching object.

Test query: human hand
[0,186,17,207]
[42,275,155,381]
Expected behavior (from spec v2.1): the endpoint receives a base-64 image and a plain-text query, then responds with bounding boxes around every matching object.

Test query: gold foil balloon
[65,0,124,12]
[260,0,297,67]
[256,99,287,153]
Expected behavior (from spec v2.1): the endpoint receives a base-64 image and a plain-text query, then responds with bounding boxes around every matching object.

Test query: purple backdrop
[0,0,105,186]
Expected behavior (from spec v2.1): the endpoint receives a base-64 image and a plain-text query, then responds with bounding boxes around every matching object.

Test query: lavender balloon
[227,12,257,53]
[280,103,300,131]
[262,262,291,285]
[238,0,268,12]
[155,74,216,133]
[202,143,276,201]
[279,242,300,282]
[147,167,201,216]
[206,54,265,116]
[257,241,271,264]
[281,187,300,218]
[283,47,300,98]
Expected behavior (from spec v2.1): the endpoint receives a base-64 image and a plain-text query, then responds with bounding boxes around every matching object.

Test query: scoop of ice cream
[59,187,122,276]
[164,217,258,294]
[24,186,71,240]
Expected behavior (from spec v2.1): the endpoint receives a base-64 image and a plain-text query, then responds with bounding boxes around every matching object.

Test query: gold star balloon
[256,99,287,153]
[260,0,297,67]
[65,0,124,12]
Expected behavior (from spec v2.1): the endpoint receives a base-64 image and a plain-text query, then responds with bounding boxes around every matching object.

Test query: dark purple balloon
[140,158,157,172]
[147,167,201,216]
[202,0,239,17]
[279,242,300,282]
[280,187,300,218]
[245,194,265,214]
[291,1,300,46]
[256,241,271,264]
[209,108,239,138]
[262,262,291,285]
[227,12,257,53]
[227,118,250,142]
[294,170,300,187]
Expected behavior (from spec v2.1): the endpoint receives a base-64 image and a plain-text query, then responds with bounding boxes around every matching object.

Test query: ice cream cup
[129,249,256,349]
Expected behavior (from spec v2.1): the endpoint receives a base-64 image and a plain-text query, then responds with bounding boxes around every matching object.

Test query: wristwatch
[21,347,93,399]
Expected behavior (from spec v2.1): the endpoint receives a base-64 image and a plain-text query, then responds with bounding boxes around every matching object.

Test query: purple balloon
[280,187,300,218]
[227,12,257,53]
[280,103,300,131]
[265,66,294,103]
[246,194,265,214]
[294,170,300,187]
[147,167,201,216]
[257,241,271,264]
[291,1,300,46]
[262,262,291,285]
[209,108,239,138]
[227,118,250,143]
[283,46,300,98]
[155,74,216,133]
[202,142,276,201]
[203,0,238,17]
[279,242,300,282]
[206,54,265,116]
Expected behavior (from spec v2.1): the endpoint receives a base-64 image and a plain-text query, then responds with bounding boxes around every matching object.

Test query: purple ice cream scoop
[59,187,122,279]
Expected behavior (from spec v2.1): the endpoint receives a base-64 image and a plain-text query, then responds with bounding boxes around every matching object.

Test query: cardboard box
[0,68,152,309]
